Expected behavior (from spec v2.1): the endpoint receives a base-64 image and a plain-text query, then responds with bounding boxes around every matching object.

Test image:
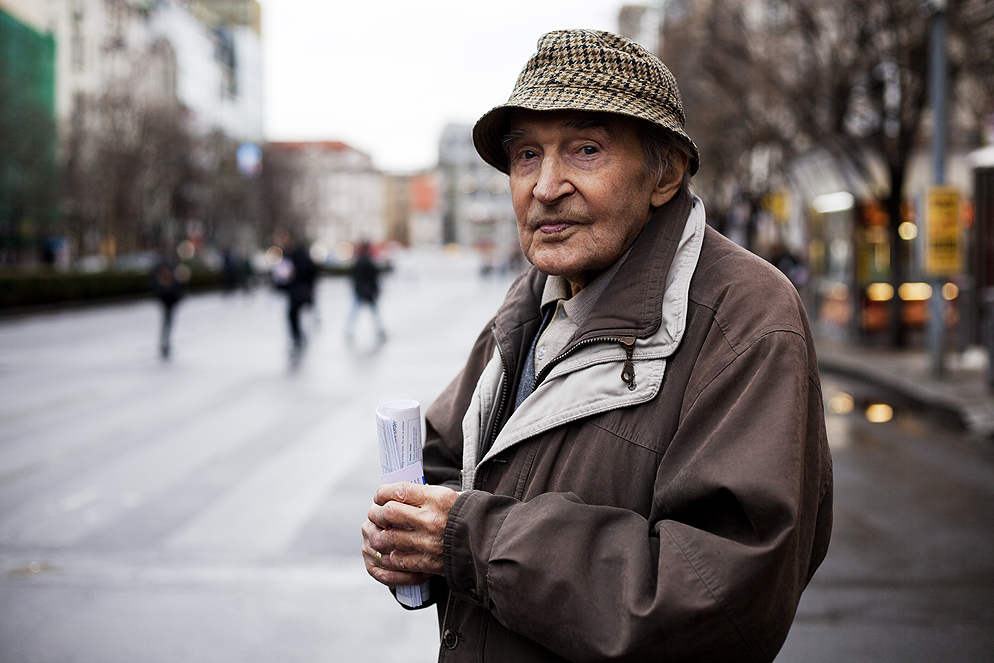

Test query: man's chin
[529,256,585,284]
[528,253,574,276]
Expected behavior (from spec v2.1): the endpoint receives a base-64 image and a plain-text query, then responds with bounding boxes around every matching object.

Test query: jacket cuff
[443,489,517,609]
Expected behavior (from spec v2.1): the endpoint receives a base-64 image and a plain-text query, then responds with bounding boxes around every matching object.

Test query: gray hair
[638,120,695,199]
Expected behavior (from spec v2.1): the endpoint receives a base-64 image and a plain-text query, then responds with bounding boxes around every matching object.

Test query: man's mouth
[537,221,574,234]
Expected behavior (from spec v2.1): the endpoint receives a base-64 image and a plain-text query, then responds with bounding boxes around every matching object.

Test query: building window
[72,92,85,131]
[214,26,237,98]
[71,5,84,70]
[106,0,126,50]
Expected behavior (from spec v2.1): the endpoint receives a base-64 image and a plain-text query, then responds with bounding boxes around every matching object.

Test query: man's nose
[532,156,574,204]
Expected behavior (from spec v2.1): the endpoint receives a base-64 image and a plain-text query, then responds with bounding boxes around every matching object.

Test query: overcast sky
[258,0,627,173]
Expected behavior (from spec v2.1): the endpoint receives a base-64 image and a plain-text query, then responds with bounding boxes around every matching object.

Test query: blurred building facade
[382,170,443,247]
[266,141,387,255]
[0,0,265,267]
[0,1,58,265]
[384,174,411,246]
[46,0,262,142]
[438,124,518,266]
[152,0,263,142]
[407,170,443,247]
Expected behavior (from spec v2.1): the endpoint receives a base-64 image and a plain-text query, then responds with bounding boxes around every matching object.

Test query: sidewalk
[814,333,994,438]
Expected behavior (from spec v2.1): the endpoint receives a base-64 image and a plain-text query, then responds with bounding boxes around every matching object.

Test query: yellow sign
[762,191,788,223]
[924,186,962,276]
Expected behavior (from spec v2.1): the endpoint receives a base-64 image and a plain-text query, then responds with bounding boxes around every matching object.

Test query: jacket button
[442,628,459,650]
[468,588,481,603]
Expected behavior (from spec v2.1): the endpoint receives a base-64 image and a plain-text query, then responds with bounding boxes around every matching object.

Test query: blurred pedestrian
[151,257,185,360]
[345,242,386,344]
[362,29,832,662]
[222,247,251,294]
[275,231,318,357]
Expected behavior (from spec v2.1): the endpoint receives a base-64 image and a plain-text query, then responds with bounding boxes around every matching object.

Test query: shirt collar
[539,248,631,327]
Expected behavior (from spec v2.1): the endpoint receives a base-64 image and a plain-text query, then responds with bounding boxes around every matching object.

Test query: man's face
[505,110,677,293]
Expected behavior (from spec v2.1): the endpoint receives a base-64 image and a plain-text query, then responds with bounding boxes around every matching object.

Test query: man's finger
[362,543,432,584]
[376,522,444,558]
[377,498,427,530]
[390,548,444,576]
[367,500,416,531]
[365,558,432,586]
[371,486,458,530]
[374,481,430,507]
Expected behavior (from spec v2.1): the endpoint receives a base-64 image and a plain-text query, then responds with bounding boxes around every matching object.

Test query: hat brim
[472,93,700,176]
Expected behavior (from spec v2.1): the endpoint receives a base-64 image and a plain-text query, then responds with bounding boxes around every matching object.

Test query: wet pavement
[815,333,994,438]
[778,374,994,662]
[1,248,992,662]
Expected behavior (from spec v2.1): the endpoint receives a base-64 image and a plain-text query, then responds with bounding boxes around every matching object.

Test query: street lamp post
[926,0,948,377]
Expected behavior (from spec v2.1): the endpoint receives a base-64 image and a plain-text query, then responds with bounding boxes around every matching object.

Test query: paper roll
[374,399,429,607]
[375,399,424,481]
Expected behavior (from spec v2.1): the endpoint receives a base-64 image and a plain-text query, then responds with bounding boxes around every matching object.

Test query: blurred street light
[899,282,933,301]
[334,241,354,262]
[865,403,894,423]
[812,192,855,214]
[898,221,918,240]
[264,246,283,265]
[177,240,196,261]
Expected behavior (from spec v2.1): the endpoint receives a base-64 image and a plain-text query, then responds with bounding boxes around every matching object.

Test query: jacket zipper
[620,336,637,390]
[479,327,511,482]
[479,332,638,488]
[533,335,638,391]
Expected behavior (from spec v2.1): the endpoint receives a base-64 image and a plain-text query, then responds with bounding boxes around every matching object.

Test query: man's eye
[521,150,538,160]
[580,145,598,155]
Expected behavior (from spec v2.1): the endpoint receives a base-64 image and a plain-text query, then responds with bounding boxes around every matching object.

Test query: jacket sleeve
[442,329,833,662]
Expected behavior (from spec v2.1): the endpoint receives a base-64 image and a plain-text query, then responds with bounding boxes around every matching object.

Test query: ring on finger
[374,550,384,567]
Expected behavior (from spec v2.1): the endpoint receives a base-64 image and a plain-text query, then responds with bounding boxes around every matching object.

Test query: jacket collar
[466,190,704,472]
[494,187,694,349]
[575,187,693,342]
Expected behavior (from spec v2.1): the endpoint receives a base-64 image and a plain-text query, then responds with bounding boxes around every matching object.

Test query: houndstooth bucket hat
[473,29,700,176]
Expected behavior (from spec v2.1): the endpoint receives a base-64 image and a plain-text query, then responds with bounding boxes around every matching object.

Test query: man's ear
[649,155,688,207]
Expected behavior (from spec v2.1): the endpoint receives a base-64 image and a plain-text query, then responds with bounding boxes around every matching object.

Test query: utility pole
[927,0,948,377]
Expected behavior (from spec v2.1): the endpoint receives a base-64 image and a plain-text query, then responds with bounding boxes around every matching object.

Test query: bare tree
[60,90,271,262]
[666,0,994,345]
[191,130,265,251]
[61,86,193,259]
[259,144,307,245]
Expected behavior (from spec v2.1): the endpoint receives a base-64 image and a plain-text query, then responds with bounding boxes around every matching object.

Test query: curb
[818,353,994,438]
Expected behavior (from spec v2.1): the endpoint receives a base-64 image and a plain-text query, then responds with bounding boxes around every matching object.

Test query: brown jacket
[421,190,833,662]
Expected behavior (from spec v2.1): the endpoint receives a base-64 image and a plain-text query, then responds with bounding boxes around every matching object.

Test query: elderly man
[362,29,832,662]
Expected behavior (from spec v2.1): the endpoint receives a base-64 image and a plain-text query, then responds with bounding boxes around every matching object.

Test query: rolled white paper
[375,399,430,608]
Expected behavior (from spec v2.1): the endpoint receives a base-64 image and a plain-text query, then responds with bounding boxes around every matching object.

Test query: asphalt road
[0,249,509,663]
[778,374,994,662]
[1,248,992,662]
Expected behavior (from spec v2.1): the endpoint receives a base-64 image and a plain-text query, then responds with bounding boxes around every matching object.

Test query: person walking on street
[362,29,832,663]
[275,231,318,358]
[151,256,185,360]
[345,242,386,344]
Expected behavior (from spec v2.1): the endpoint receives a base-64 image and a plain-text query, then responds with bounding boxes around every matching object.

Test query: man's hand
[362,482,459,587]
